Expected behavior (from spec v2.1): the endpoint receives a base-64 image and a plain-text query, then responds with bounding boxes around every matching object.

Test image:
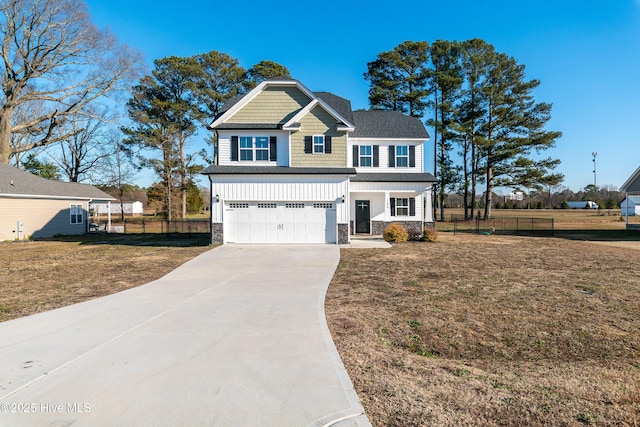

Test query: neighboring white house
[620,166,640,229]
[202,78,435,244]
[620,196,640,216]
[91,200,144,216]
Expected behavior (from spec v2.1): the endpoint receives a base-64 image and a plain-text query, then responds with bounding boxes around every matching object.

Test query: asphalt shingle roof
[313,92,354,125]
[0,163,115,200]
[351,110,430,139]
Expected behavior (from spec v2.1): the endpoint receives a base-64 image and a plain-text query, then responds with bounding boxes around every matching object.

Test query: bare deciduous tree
[0,0,143,163]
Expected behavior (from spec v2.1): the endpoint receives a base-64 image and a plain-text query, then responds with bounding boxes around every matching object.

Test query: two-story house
[201,78,435,244]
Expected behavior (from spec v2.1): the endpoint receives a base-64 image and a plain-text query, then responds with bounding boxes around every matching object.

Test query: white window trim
[360,145,372,167]
[313,135,325,154]
[70,204,83,225]
[396,145,409,168]
[395,198,409,216]
[239,136,270,162]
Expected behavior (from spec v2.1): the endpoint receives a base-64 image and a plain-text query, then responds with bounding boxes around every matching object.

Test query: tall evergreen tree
[190,51,247,165]
[456,39,495,219]
[478,52,562,219]
[364,41,430,117]
[428,40,463,221]
[122,57,199,220]
[246,60,291,87]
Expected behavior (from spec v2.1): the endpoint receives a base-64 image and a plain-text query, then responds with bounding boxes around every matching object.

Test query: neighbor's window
[239,136,253,161]
[313,135,325,153]
[396,145,409,167]
[359,145,372,167]
[70,204,83,224]
[395,198,409,216]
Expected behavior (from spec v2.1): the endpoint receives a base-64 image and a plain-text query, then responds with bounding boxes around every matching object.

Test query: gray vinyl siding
[0,198,87,240]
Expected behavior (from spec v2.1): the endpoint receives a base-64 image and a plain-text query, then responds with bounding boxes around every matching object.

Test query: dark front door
[355,200,370,234]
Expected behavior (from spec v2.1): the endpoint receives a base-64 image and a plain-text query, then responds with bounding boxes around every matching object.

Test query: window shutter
[388,145,395,167]
[373,145,379,167]
[231,136,238,161]
[352,145,359,167]
[325,136,332,153]
[390,197,396,216]
[304,136,312,153]
[269,136,277,161]
[410,198,416,216]
[409,146,416,167]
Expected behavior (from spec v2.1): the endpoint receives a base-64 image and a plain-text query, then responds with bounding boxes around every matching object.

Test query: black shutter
[409,146,416,167]
[373,145,379,167]
[325,136,332,153]
[304,136,312,153]
[352,145,359,167]
[390,197,396,216]
[231,136,239,161]
[269,136,277,161]
[409,198,416,216]
[388,145,395,167]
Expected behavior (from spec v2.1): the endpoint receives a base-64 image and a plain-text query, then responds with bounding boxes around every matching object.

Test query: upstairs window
[359,145,372,167]
[388,145,415,168]
[255,137,269,160]
[232,136,277,162]
[240,137,253,161]
[396,145,409,167]
[304,135,332,154]
[313,135,325,153]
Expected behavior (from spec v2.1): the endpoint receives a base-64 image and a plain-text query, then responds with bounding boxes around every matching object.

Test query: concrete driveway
[0,245,370,427]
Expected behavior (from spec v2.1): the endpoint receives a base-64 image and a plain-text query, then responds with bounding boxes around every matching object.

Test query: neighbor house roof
[621,165,640,193]
[0,163,115,200]
[201,165,356,175]
[350,110,430,139]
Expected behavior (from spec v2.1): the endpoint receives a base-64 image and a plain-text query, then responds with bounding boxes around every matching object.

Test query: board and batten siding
[349,139,424,173]
[218,131,290,166]
[226,86,311,125]
[0,198,87,240]
[350,181,434,223]
[210,175,349,224]
[290,106,347,167]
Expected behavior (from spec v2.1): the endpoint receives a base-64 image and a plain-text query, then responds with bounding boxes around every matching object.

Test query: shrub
[422,227,438,242]
[383,223,409,242]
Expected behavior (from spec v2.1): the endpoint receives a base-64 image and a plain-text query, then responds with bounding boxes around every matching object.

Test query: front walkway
[0,245,370,426]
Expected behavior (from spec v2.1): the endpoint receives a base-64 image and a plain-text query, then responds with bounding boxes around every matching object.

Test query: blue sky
[85,0,640,193]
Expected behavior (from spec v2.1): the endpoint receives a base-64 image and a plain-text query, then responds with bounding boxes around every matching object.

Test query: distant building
[620,196,640,216]
[91,200,144,216]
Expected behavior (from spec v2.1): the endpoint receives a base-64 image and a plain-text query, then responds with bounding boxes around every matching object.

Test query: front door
[355,200,370,234]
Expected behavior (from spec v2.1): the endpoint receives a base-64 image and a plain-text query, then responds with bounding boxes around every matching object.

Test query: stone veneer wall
[211,223,223,244]
[337,223,349,244]
[372,220,423,236]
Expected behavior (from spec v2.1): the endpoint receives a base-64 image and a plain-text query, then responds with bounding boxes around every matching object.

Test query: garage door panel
[225,202,336,244]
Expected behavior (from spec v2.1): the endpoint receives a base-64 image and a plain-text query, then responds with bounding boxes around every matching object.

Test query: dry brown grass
[0,234,212,322]
[326,234,640,426]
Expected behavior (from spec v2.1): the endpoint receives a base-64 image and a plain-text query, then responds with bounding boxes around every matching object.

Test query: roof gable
[0,163,115,200]
[210,79,354,131]
[621,165,640,193]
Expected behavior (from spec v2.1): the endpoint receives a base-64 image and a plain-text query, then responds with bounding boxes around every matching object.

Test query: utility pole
[592,151,598,189]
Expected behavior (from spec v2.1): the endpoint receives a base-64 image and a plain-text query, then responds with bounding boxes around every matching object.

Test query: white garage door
[225,202,337,243]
